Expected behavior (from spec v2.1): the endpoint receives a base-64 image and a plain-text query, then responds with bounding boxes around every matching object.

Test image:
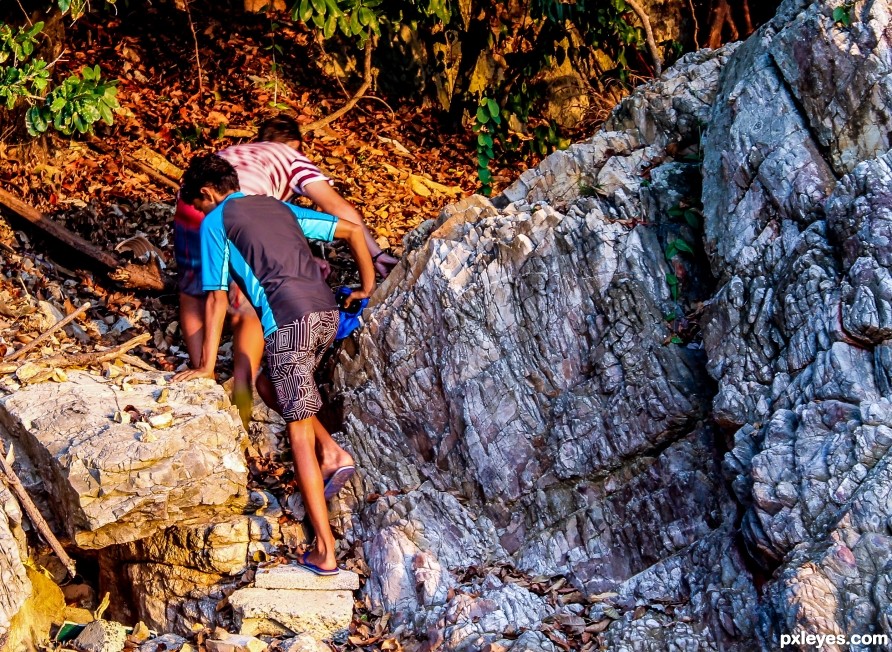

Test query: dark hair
[258,115,302,144]
[180,154,240,203]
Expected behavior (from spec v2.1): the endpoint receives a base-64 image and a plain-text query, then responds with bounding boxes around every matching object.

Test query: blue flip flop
[323,465,355,500]
[297,552,339,576]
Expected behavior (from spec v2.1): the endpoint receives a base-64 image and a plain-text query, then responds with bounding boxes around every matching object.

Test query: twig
[0,440,77,578]
[301,35,375,134]
[626,0,663,76]
[119,353,158,372]
[359,95,395,120]
[87,138,180,190]
[688,0,700,49]
[0,333,151,375]
[183,0,204,95]
[7,301,91,362]
[16,0,33,25]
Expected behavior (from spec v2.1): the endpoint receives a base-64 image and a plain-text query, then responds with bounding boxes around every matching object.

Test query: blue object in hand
[335,286,368,341]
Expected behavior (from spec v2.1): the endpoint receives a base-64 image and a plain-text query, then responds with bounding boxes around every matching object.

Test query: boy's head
[258,115,302,146]
[180,154,240,213]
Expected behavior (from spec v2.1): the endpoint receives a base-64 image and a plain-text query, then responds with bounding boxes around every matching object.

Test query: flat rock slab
[229,587,353,640]
[0,371,250,548]
[254,565,359,591]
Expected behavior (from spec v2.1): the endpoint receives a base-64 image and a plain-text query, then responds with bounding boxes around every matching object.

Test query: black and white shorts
[264,310,339,423]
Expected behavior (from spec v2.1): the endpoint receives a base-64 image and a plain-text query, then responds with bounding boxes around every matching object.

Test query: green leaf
[674,238,694,254]
[323,0,342,16]
[684,209,699,228]
[310,0,326,14]
[50,96,67,112]
[323,13,337,38]
[477,132,490,147]
[486,98,499,117]
[57,0,71,13]
[350,10,362,32]
[665,242,678,259]
[478,168,492,184]
[299,0,313,23]
[665,273,678,286]
[358,6,373,25]
[25,106,47,135]
[311,12,325,28]
[832,6,851,26]
[670,335,684,345]
[667,206,684,218]
[475,106,489,124]
[491,113,502,126]
[98,101,114,125]
[477,153,490,168]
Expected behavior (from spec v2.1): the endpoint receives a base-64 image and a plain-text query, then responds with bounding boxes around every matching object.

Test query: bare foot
[302,547,337,572]
[320,449,355,480]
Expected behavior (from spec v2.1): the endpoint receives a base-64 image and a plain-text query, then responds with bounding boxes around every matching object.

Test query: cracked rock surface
[333,0,892,649]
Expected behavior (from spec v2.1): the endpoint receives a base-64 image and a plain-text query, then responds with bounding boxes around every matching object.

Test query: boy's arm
[333,219,376,306]
[287,204,375,305]
[173,291,228,381]
[173,213,231,381]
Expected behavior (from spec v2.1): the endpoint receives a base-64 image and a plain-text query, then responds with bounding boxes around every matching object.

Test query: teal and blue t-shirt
[201,192,339,337]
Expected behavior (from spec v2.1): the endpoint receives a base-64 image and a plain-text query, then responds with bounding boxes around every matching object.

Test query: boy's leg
[310,417,354,478]
[265,310,341,567]
[179,292,206,368]
[255,356,353,477]
[229,288,264,428]
[288,417,337,570]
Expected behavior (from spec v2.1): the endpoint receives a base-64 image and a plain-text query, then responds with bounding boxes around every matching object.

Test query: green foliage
[26,65,119,136]
[1,0,121,138]
[472,97,500,195]
[292,0,382,45]
[833,3,853,26]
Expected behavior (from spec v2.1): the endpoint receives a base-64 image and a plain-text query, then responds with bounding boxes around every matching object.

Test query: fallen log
[0,188,168,292]
[0,440,77,578]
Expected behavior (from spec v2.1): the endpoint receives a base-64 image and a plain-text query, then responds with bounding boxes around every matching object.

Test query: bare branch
[301,35,375,134]
[626,0,663,76]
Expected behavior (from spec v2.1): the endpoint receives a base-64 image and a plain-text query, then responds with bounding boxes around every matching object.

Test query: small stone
[147,411,173,429]
[254,565,359,591]
[73,619,128,652]
[139,634,188,652]
[275,633,329,652]
[205,634,268,652]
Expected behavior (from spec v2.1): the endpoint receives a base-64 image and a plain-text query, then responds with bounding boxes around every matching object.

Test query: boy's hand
[172,366,215,382]
[343,289,372,308]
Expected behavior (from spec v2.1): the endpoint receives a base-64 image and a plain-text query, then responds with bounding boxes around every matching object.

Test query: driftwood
[6,301,91,362]
[0,440,77,578]
[88,138,181,190]
[0,188,167,292]
[0,332,151,375]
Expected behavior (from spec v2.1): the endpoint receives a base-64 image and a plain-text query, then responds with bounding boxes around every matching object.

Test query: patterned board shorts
[265,310,339,423]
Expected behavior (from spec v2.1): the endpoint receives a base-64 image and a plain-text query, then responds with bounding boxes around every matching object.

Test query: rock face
[99,509,283,633]
[0,487,32,650]
[332,0,892,649]
[0,371,250,548]
[701,0,892,648]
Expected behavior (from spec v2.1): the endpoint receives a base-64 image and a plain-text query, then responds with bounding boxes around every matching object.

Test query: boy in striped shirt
[174,116,396,426]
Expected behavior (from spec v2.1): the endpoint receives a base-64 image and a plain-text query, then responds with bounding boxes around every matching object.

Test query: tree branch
[301,35,375,134]
[626,0,663,76]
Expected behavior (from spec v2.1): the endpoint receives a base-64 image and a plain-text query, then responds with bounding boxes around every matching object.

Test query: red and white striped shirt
[218,141,330,201]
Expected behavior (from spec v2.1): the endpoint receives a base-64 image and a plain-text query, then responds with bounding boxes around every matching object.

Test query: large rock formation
[0,371,250,548]
[332,0,892,649]
[0,487,32,650]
